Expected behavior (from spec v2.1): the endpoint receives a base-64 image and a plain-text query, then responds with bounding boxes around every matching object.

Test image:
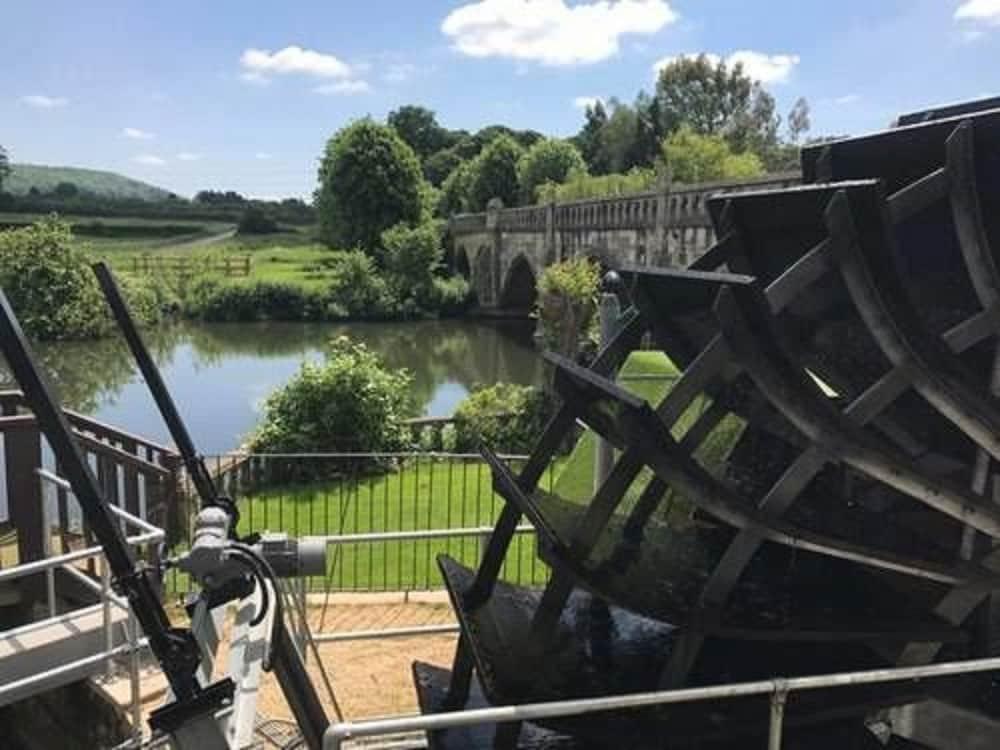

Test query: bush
[430,275,473,317]
[536,257,601,361]
[453,383,551,454]
[316,119,426,255]
[0,218,109,339]
[184,278,328,322]
[250,337,414,456]
[237,205,280,235]
[661,126,764,183]
[381,221,443,307]
[325,251,398,318]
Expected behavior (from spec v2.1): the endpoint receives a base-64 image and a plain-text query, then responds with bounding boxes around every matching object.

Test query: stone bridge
[447,172,800,312]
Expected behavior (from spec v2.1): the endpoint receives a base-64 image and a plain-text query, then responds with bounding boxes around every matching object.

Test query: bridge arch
[499,254,538,312]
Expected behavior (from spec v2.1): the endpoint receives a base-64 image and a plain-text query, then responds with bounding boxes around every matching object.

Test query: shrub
[453,383,551,454]
[237,205,280,235]
[316,119,426,255]
[536,257,601,361]
[430,275,473,317]
[184,278,328,322]
[325,251,397,318]
[661,126,764,184]
[250,337,414,456]
[0,218,109,339]
[381,221,443,307]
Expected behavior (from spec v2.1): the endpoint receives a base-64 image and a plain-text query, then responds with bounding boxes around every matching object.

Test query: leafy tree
[0,145,10,192]
[250,336,413,458]
[388,105,450,162]
[597,100,644,174]
[468,134,524,211]
[316,118,426,255]
[53,181,79,198]
[195,190,247,205]
[662,126,764,183]
[380,220,443,307]
[654,54,779,158]
[517,138,587,202]
[437,160,474,216]
[787,97,811,143]
[423,148,463,187]
[237,204,279,234]
[574,101,610,174]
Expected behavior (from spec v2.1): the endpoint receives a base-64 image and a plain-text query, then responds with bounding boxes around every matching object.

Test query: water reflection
[0,319,543,453]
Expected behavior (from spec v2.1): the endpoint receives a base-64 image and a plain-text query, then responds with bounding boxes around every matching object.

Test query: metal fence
[167,452,556,595]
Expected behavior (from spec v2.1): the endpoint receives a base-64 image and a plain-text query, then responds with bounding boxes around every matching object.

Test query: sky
[3,0,999,199]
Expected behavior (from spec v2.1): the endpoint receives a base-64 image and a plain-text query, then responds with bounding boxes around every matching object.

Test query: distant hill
[5,163,174,202]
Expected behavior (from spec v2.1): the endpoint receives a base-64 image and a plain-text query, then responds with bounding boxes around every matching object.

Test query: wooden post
[5,422,45,601]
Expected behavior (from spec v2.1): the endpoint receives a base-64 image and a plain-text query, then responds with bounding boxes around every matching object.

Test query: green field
[163,351,732,596]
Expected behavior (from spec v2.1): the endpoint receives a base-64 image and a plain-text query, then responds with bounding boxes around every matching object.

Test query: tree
[316,118,426,255]
[468,134,524,211]
[597,99,643,174]
[381,220,443,307]
[388,105,449,162]
[0,145,10,192]
[517,138,587,202]
[53,181,79,199]
[662,126,764,183]
[423,148,463,186]
[654,54,779,158]
[574,101,609,174]
[437,160,474,216]
[787,97,811,143]
[237,204,279,234]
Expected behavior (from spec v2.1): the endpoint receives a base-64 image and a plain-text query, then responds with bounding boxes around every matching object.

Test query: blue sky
[3,0,998,199]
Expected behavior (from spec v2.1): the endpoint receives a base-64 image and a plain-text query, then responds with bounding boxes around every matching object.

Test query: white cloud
[956,0,1000,24]
[573,95,604,109]
[21,94,69,108]
[442,0,678,66]
[176,152,203,162]
[255,152,273,160]
[240,45,353,84]
[123,127,154,140]
[652,50,799,84]
[314,79,371,95]
[133,154,166,166]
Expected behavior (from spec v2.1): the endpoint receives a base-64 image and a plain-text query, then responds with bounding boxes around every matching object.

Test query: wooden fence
[127,254,252,278]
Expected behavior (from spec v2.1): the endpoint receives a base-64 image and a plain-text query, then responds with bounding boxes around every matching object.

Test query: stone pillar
[485,198,504,307]
[545,200,557,264]
[655,174,672,266]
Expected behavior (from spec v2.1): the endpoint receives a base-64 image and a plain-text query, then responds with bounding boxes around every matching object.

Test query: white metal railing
[311,524,537,643]
[323,654,1000,749]
[0,469,163,740]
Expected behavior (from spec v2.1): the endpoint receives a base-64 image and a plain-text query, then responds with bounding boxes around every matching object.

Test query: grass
[163,455,555,596]
[162,351,745,596]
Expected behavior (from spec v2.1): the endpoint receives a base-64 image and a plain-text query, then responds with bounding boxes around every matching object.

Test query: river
[7,319,543,455]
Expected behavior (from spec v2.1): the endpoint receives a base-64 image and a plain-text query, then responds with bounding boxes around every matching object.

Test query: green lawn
[162,455,556,595]
[160,350,746,597]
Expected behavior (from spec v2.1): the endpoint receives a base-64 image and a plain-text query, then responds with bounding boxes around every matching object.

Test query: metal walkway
[0,602,129,708]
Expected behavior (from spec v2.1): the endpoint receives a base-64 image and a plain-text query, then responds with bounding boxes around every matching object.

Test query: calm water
[7,319,542,454]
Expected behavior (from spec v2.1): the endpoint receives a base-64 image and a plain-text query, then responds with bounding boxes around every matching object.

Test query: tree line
[316,54,821,262]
